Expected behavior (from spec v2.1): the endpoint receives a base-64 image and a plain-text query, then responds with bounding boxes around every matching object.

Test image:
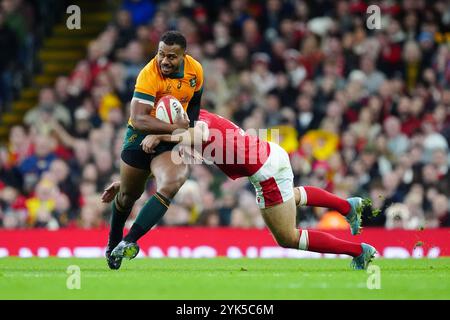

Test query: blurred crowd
[0,0,66,113]
[0,0,449,231]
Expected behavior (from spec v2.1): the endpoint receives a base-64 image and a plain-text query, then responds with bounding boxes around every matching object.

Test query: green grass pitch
[1,257,449,299]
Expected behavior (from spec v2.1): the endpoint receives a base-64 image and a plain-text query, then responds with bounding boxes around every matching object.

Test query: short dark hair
[160,31,186,50]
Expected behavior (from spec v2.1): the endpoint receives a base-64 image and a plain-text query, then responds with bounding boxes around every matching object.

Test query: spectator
[121,0,155,27]
[250,52,277,96]
[173,179,203,225]
[0,8,18,112]
[383,116,410,158]
[48,159,79,217]
[162,203,190,226]
[120,40,146,98]
[217,191,237,226]
[430,194,450,227]
[402,41,424,92]
[197,209,220,227]
[432,148,449,179]
[359,56,386,94]
[77,194,106,229]
[284,49,307,88]
[299,34,323,78]
[262,93,282,127]
[349,107,381,146]
[54,76,80,112]
[230,208,250,228]
[202,58,231,114]
[403,184,426,226]
[18,134,57,193]
[268,37,287,73]
[421,163,448,195]
[269,72,297,106]
[0,125,30,187]
[93,149,115,191]
[433,44,449,88]
[113,9,135,50]
[24,87,71,134]
[241,18,263,53]
[229,42,251,73]
[0,184,27,228]
[213,21,232,58]
[421,114,449,163]
[24,178,62,229]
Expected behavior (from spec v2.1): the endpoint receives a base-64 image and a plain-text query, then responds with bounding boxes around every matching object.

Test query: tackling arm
[140,121,208,154]
[159,121,209,146]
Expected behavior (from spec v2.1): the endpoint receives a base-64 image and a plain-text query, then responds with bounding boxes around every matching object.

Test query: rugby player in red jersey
[105,109,377,270]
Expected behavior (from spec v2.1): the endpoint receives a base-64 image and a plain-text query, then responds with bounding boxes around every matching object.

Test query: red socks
[299,229,363,257]
[298,186,351,215]
[295,187,361,256]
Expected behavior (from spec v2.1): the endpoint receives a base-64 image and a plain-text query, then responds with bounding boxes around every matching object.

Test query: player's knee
[117,191,140,210]
[157,175,187,199]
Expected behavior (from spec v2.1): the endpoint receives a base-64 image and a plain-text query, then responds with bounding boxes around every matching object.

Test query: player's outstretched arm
[141,121,209,154]
[130,98,189,134]
[172,120,208,144]
[161,121,208,146]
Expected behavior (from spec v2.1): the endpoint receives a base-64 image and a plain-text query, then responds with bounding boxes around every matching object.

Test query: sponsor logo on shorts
[128,134,138,143]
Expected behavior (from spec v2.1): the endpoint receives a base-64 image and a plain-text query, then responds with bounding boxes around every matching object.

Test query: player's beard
[160,63,176,76]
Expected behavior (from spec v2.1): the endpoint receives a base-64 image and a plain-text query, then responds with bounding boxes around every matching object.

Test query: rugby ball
[155,95,185,124]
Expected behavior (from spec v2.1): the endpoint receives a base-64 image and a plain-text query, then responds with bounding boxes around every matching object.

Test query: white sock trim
[298,230,309,250]
[298,186,307,206]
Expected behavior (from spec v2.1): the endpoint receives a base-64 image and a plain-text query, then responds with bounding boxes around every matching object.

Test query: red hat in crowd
[423,114,437,129]
[194,7,206,19]
[313,160,330,171]
[423,114,436,124]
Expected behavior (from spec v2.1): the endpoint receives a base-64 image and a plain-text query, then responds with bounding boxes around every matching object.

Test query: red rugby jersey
[198,110,271,179]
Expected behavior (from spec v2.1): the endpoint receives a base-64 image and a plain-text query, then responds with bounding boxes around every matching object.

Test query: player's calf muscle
[152,152,188,198]
[271,230,299,249]
[263,218,299,249]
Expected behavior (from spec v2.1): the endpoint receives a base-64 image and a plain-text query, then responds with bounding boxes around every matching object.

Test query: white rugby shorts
[248,142,294,209]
